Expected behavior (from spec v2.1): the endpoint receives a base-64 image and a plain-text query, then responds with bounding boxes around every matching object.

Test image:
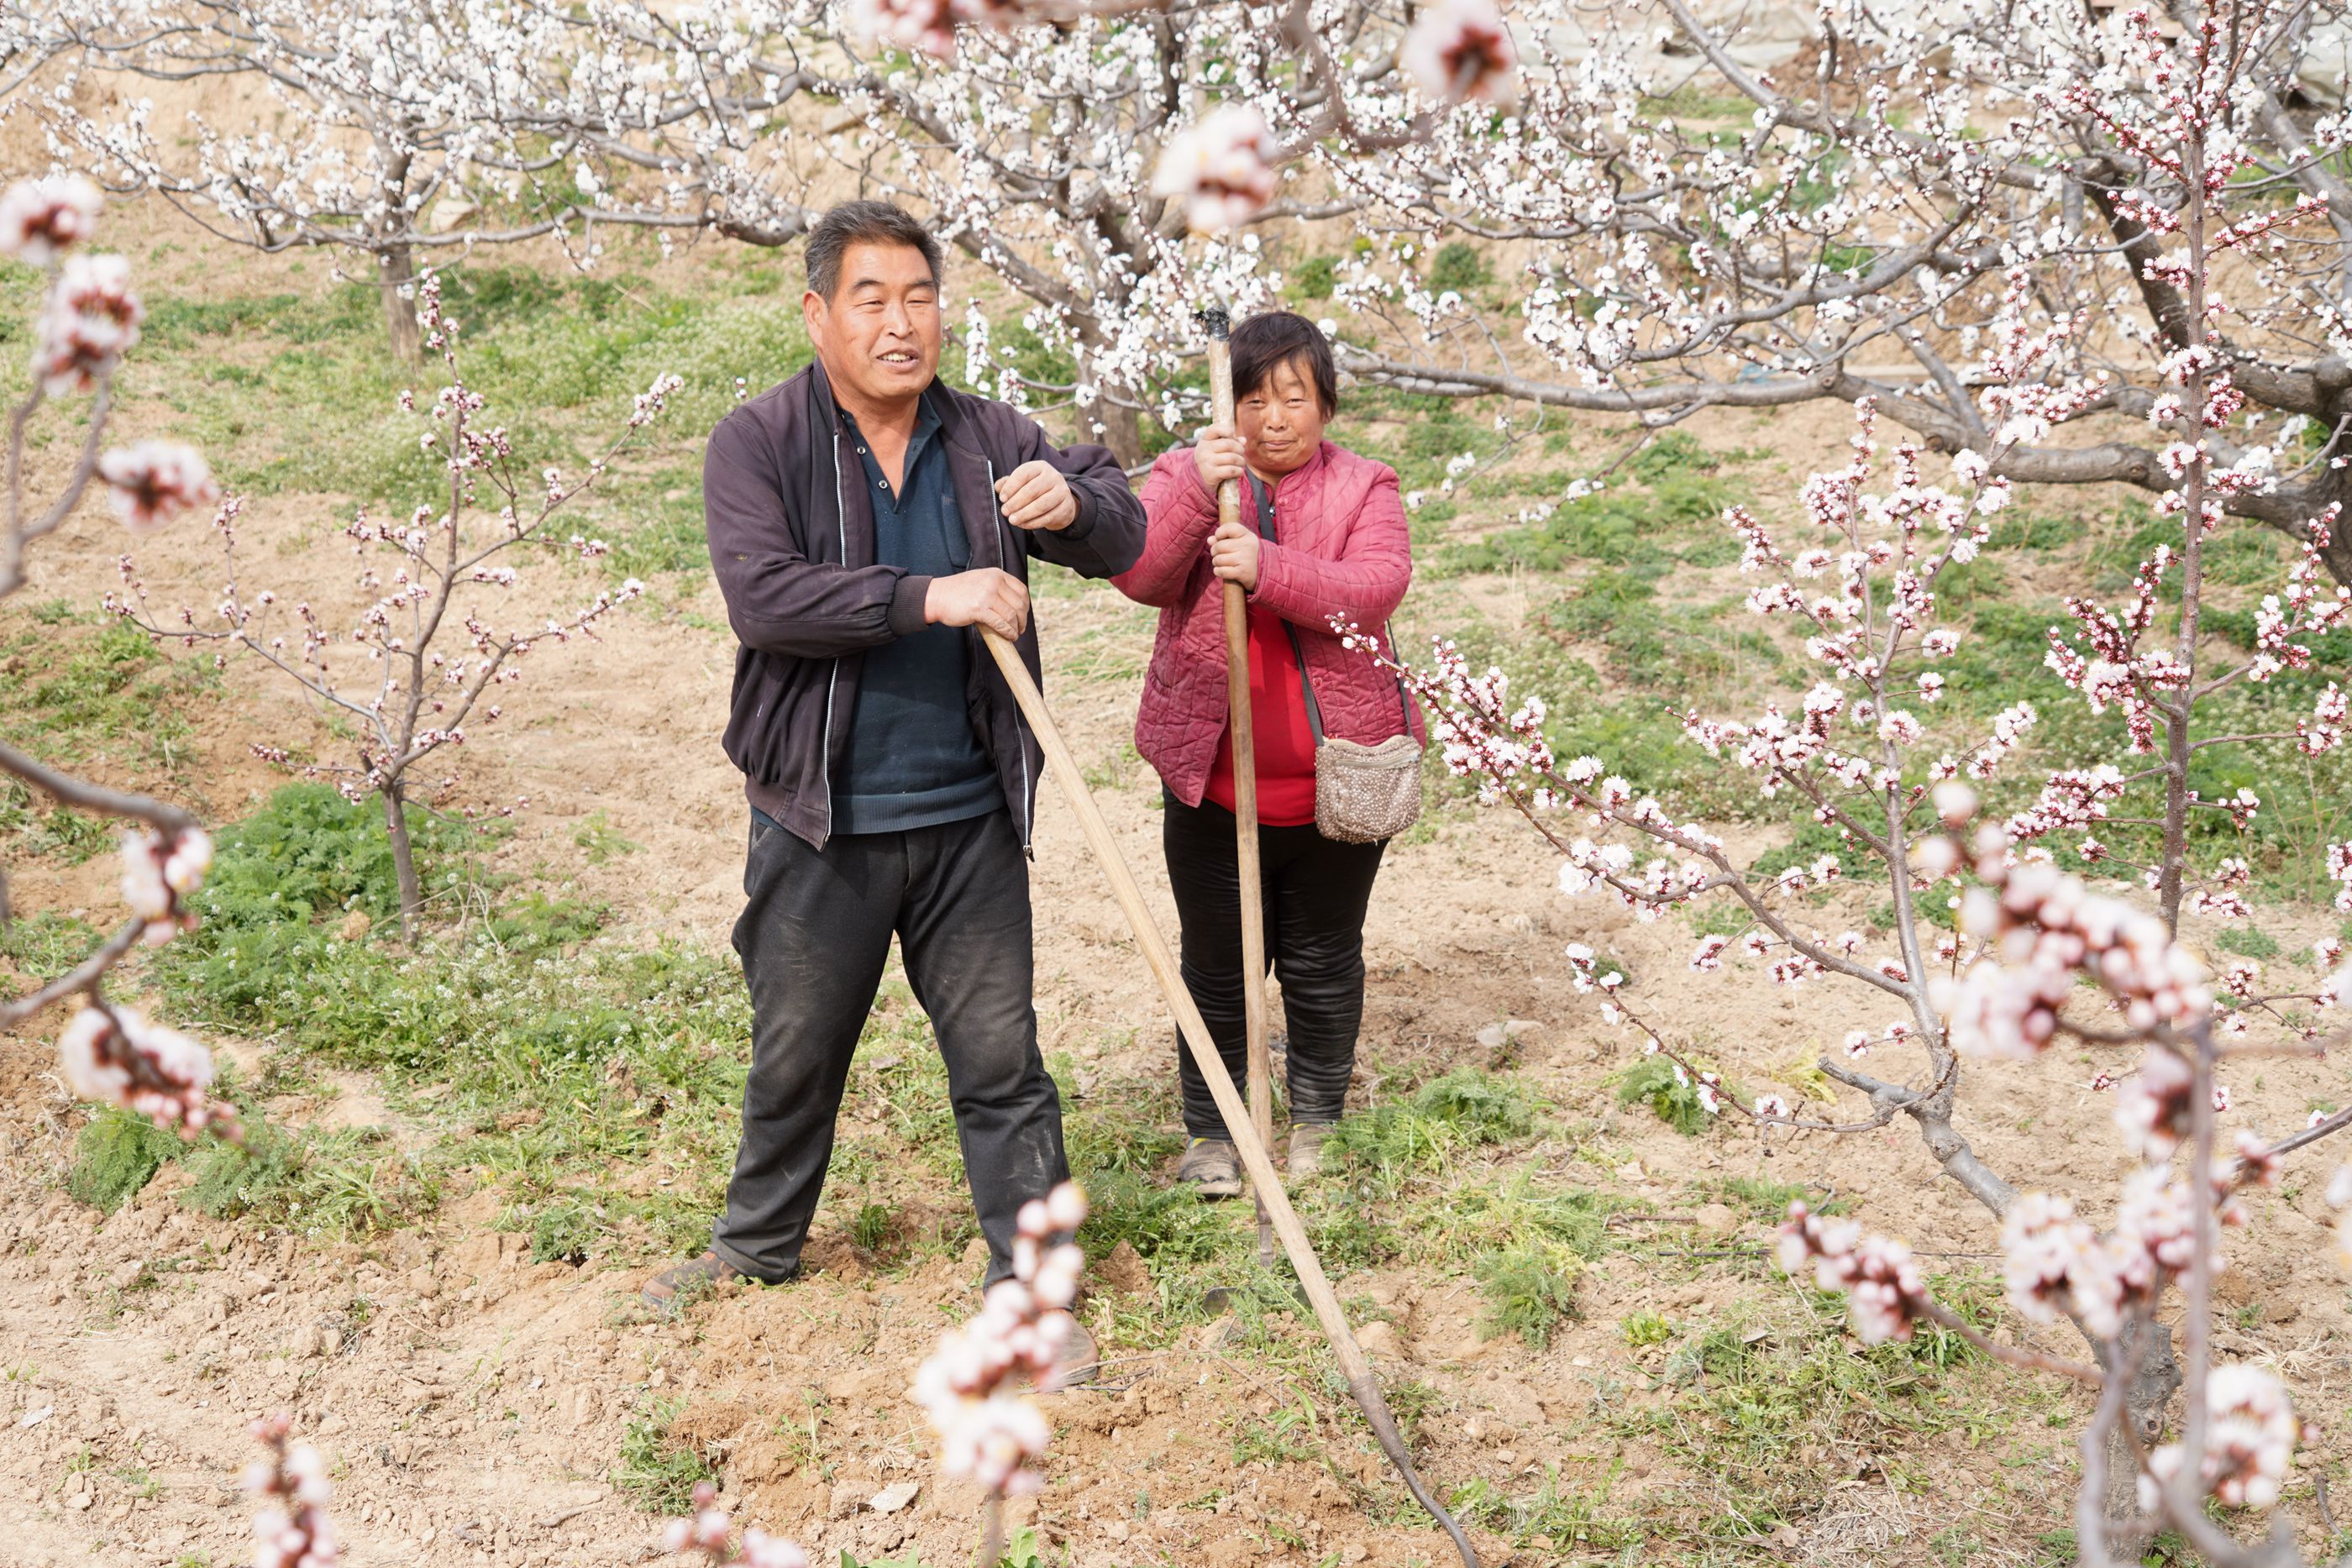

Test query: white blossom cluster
[912,1181,1087,1498]
[664,1481,810,1568]
[245,1413,339,1568]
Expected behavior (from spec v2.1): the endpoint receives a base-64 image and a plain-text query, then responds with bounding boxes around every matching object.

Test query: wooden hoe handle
[979,627,1479,1568]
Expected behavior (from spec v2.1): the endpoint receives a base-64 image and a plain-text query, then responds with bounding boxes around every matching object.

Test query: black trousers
[1163,790,1388,1141]
[711,808,1068,1287]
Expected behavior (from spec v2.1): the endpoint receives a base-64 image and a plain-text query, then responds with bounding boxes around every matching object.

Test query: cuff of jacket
[888,573,932,637]
[1249,543,1311,626]
[1060,479,1099,543]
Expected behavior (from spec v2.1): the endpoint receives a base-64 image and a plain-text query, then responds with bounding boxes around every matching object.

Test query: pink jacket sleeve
[1112,449,1221,608]
[1251,464,1412,632]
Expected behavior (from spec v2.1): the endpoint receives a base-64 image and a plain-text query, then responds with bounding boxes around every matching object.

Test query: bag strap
[1244,473,1411,742]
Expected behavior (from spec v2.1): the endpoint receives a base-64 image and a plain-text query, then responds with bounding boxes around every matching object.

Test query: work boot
[1050,1319,1100,1388]
[1288,1120,1334,1179]
[640,1250,748,1313]
[1176,1136,1243,1198]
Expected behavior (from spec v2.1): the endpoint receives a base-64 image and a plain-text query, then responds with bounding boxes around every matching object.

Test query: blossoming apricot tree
[1350,3,2352,1551]
[913,1180,1088,1565]
[0,172,237,1137]
[558,0,2352,585]
[106,274,669,936]
[40,0,821,361]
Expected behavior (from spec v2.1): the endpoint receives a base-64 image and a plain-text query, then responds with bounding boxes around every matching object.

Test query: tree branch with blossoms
[42,0,822,363]
[108,274,669,938]
[0,172,239,1141]
[795,0,2352,590]
[913,1181,1089,1567]
[218,1198,1087,1568]
[1347,209,2352,1537]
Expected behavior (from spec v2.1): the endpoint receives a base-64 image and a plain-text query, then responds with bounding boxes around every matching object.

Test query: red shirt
[1205,596,1319,826]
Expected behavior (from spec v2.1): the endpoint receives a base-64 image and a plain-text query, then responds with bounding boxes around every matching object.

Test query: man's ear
[801,288,827,346]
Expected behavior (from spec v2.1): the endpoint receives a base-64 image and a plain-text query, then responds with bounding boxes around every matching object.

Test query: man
[648,202,1145,1375]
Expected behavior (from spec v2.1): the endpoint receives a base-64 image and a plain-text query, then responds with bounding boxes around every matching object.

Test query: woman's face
[1236,356,1327,478]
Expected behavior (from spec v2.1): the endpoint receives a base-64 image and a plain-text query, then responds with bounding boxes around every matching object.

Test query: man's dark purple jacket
[703,358,1147,851]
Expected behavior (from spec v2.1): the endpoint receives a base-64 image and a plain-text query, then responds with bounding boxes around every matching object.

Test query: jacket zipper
[819,424,846,843]
[985,456,1034,852]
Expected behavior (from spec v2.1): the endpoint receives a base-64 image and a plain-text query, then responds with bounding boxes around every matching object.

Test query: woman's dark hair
[806,200,944,301]
[1231,311,1339,417]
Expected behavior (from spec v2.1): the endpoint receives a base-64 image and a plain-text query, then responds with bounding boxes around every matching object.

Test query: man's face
[804,241,942,411]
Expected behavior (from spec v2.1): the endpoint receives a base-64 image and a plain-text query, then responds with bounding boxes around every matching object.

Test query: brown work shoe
[1288,1121,1334,1179]
[1176,1137,1243,1198]
[1050,1319,1100,1389]
[641,1250,744,1312]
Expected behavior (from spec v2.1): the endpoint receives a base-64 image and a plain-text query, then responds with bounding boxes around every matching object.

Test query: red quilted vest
[1113,441,1423,809]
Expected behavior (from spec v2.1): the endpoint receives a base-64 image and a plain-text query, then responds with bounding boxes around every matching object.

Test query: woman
[1114,311,1420,1194]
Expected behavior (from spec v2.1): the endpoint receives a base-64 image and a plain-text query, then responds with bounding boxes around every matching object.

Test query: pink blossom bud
[1151,106,1278,234]
[33,253,142,396]
[98,440,220,535]
[1399,0,1520,105]
[0,175,102,266]
[1043,1180,1087,1232]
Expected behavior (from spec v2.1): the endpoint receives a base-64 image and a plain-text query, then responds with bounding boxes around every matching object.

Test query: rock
[1473,1019,1541,1051]
[823,1371,874,1403]
[1693,1203,1740,1235]
[290,1325,323,1361]
[1355,1321,1401,1358]
[869,1481,919,1514]
[338,910,373,942]
[827,1484,861,1521]
[108,1261,144,1289]
[408,1268,439,1299]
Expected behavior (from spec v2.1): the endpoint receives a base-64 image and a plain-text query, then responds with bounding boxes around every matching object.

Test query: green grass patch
[66,1109,186,1213]
[612,1398,721,1513]
[1614,1054,1729,1136]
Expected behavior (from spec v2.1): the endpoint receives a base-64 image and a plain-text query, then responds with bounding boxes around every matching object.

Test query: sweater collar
[804,355,960,445]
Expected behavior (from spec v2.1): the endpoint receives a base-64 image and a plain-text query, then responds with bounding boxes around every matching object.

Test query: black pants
[711,808,1068,1287]
[1163,790,1388,1141]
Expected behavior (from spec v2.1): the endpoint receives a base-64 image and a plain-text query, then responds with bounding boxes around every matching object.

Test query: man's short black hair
[806,200,945,302]
[1230,311,1338,417]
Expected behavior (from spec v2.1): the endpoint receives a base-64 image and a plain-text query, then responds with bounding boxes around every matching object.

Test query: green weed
[1447,1466,1642,1551]
[2216,926,2280,959]
[1614,1055,1725,1136]
[1476,1243,1583,1346]
[1621,1309,1677,1348]
[66,1109,186,1213]
[572,810,643,864]
[1323,1067,1538,1191]
[0,620,216,773]
[0,911,102,979]
[612,1398,721,1513]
